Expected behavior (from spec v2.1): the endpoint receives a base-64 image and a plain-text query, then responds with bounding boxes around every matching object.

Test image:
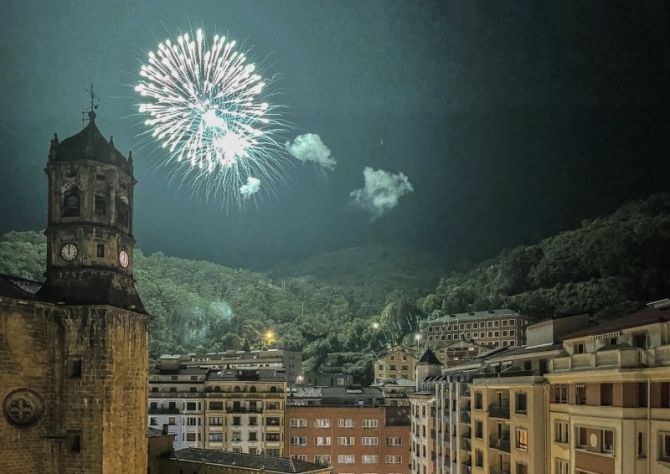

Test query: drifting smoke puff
[285,133,336,171]
[240,176,261,197]
[350,167,413,219]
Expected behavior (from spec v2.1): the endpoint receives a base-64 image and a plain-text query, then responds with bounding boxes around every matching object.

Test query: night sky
[1,1,669,269]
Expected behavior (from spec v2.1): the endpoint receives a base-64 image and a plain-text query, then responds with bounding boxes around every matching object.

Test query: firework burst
[135,29,286,205]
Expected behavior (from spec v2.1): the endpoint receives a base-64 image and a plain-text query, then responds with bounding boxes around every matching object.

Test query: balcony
[654,345,670,364]
[488,404,510,419]
[205,391,282,398]
[226,406,263,414]
[551,349,642,371]
[489,435,510,453]
[149,407,180,414]
[490,464,511,474]
[148,391,203,398]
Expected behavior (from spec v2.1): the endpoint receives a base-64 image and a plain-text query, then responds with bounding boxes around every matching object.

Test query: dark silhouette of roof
[418,348,443,365]
[0,274,42,299]
[169,448,328,473]
[563,306,669,339]
[49,113,133,175]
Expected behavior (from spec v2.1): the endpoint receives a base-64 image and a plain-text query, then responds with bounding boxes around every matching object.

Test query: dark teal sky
[1,1,669,269]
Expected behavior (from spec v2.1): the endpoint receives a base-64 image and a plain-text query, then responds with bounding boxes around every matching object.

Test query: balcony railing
[205,391,283,398]
[489,435,511,453]
[148,391,203,398]
[488,404,510,419]
[226,406,263,413]
[655,345,670,364]
[149,407,180,414]
[551,349,644,371]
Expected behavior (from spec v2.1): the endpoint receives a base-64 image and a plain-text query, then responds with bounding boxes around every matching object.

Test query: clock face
[119,250,129,268]
[60,243,78,261]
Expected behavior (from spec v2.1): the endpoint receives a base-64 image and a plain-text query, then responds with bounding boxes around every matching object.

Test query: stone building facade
[375,346,418,383]
[0,111,149,473]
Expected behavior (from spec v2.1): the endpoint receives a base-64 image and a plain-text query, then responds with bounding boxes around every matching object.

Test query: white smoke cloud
[350,167,413,219]
[240,176,261,198]
[285,133,336,171]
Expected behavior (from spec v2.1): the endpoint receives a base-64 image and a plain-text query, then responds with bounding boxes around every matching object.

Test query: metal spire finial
[82,83,100,127]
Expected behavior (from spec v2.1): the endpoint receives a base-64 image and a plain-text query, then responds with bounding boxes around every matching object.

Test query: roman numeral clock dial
[60,243,78,261]
[119,250,129,268]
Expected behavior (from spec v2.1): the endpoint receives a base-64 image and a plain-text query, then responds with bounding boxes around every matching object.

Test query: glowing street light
[414,333,421,353]
[264,330,276,347]
[372,322,380,330]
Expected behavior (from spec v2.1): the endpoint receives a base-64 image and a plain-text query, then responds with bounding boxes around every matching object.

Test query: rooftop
[427,309,520,324]
[418,348,443,365]
[563,306,670,340]
[50,114,133,175]
[169,448,327,473]
[0,274,42,299]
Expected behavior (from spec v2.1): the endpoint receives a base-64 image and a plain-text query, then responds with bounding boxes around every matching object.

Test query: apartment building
[409,350,444,474]
[423,310,528,350]
[546,301,670,474]
[185,349,303,382]
[410,314,588,474]
[148,357,209,450]
[287,386,411,473]
[204,368,287,456]
[375,346,419,382]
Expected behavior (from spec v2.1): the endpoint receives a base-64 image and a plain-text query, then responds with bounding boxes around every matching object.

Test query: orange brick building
[287,387,410,473]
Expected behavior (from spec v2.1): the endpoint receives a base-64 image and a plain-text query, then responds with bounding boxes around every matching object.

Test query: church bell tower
[37,93,144,312]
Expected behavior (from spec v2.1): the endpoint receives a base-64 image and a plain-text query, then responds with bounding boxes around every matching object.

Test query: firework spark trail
[135,29,287,205]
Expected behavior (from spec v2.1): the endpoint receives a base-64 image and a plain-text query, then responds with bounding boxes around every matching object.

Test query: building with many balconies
[203,368,287,456]
[148,356,208,450]
[546,300,670,474]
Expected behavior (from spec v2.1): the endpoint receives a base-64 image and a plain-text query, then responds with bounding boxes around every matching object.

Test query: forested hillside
[0,232,439,382]
[418,194,670,321]
[2,194,669,383]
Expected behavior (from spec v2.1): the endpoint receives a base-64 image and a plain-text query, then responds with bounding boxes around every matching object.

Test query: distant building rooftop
[418,349,443,365]
[206,368,285,382]
[562,305,670,340]
[427,309,520,324]
[168,448,328,473]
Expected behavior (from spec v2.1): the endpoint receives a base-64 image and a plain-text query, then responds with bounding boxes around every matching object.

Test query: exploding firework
[135,29,286,205]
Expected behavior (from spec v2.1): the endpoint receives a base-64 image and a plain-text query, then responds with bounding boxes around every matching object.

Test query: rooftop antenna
[82,83,99,127]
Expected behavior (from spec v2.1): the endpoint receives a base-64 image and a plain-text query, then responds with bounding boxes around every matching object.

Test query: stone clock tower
[0,103,149,473]
[37,109,143,311]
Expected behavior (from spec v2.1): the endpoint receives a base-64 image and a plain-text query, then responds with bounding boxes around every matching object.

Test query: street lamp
[372,322,380,330]
[264,330,276,347]
[414,333,421,353]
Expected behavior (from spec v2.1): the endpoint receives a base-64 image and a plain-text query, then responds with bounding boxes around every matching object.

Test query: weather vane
[82,83,100,127]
